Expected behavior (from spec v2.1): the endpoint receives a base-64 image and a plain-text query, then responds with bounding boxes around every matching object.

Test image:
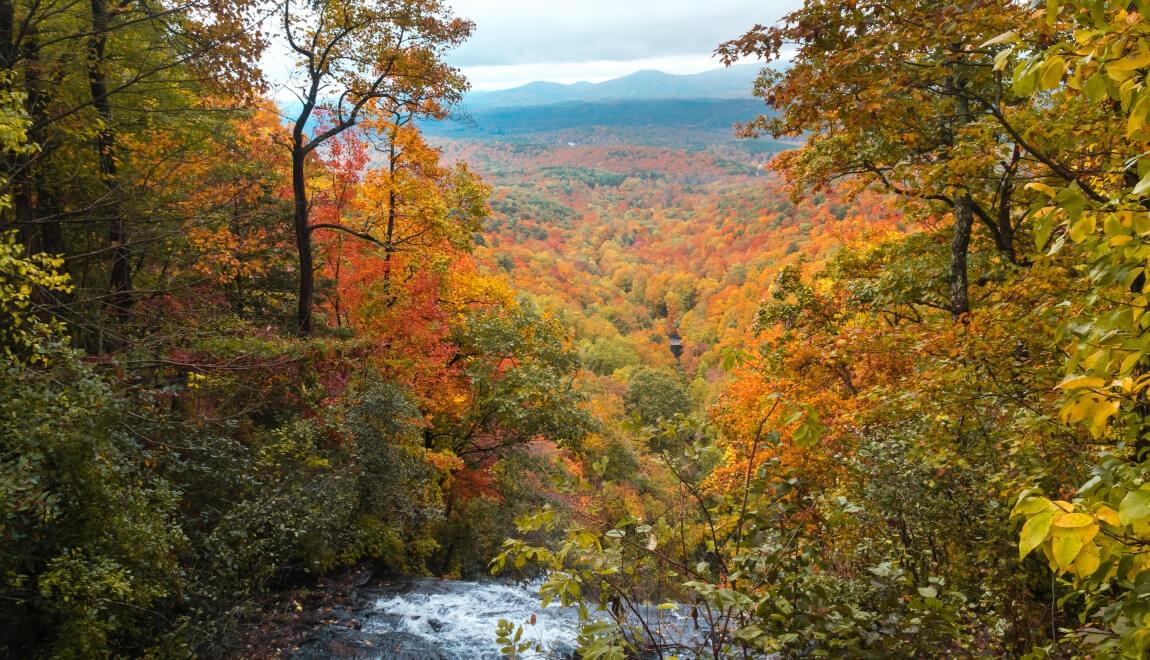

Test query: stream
[291,578,581,659]
[289,577,708,659]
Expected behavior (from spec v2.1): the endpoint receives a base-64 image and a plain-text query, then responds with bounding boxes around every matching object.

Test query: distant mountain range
[425,98,768,146]
[461,65,763,110]
[423,65,782,152]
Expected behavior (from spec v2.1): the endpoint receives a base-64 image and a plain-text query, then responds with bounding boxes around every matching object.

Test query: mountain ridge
[463,64,763,110]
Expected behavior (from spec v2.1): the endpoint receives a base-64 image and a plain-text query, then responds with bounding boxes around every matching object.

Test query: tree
[430,300,593,463]
[718,0,1028,316]
[0,0,266,349]
[1000,3,1150,654]
[279,0,472,335]
[624,366,692,427]
[341,114,488,304]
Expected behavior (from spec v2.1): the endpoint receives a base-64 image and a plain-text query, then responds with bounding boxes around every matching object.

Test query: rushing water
[362,578,582,659]
[292,578,583,659]
[292,577,712,659]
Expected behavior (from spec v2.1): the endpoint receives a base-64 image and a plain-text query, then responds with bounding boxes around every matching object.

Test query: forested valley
[6,0,1150,658]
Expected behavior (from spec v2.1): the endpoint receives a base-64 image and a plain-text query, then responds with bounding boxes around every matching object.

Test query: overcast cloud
[262,2,798,96]
[447,0,799,90]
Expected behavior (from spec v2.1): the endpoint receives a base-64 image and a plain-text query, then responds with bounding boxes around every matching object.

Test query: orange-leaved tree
[278,0,473,335]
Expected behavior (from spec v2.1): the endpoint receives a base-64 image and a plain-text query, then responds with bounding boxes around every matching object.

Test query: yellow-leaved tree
[1001,2,1150,656]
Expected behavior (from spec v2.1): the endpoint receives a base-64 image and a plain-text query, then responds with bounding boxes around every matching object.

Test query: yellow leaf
[1053,512,1096,528]
[1060,395,1095,424]
[1095,505,1121,526]
[1012,495,1055,518]
[1131,106,1150,139]
[994,47,1014,72]
[1057,376,1106,390]
[1122,351,1145,375]
[1052,527,1086,570]
[1109,50,1150,72]
[1074,541,1101,577]
[1088,399,1121,435]
[980,30,1019,48]
[1020,511,1055,559]
[1133,518,1150,539]
[1134,212,1150,235]
[1068,214,1098,243]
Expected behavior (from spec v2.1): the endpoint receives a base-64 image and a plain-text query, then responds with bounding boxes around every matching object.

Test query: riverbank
[230,564,381,658]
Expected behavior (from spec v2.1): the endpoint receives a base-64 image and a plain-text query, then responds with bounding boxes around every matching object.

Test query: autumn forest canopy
[10,0,1150,657]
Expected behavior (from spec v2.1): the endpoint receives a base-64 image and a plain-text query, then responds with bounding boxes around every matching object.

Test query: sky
[261,1,799,102]
[446,0,801,90]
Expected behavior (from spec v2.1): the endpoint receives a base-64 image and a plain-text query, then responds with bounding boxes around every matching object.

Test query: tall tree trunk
[946,56,974,318]
[18,23,64,257]
[995,143,1022,265]
[0,1,12,69]
[292,144,314,336]
[3,2,36,250]
[382,127,398,303]
[0,0,16,214]
[996,190,1016,265]
[951,195,973,317]
[330,230,344,329]
[88,0,131,318]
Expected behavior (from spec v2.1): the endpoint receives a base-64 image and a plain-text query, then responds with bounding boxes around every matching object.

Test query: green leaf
[1013,61,1039,97]
[1119,488,1150,525]
[1134,172,1150,196]
[917,586,938,599]
[735,625,764,642]
[1040,57,1067,89]
[1085,73,1109,102]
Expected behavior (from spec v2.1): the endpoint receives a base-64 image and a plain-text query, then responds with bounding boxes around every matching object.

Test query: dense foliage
[489,1,1150,659]
[11,0,1150,658]
[0,1,592,656]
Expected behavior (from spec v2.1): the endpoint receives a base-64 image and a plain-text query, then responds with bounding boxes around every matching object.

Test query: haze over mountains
[425,65,784,152]
[461,65,762,110]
